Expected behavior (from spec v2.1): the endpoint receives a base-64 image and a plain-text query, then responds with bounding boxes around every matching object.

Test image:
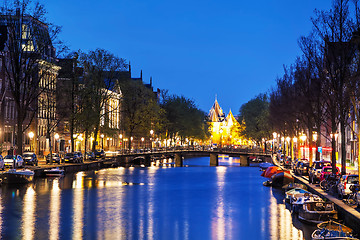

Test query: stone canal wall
[32,160,104,177]
[293,174,360,234]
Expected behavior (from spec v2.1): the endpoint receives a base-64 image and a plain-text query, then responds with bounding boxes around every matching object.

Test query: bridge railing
[113,146,272,156]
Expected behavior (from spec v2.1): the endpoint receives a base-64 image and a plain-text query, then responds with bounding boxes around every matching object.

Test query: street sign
[318,147,322,153]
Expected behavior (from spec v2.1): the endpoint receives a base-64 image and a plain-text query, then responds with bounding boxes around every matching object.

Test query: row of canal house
[0,11,157,157]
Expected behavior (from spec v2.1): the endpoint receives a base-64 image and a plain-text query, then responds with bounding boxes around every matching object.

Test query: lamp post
[100,134,104,150]
[119,134,123,153]
[28,131,34,152]
[286,137,290,156]
[150,130,154,152]
[54,133,59,152]
[300,134,307,159]
[313,132,318,163]
[141,137,145,149]
[293,137,297,160]
[272,132,277,154]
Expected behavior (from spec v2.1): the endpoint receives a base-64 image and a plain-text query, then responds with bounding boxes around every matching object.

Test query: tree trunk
[16,123,23,155]
[84,130,88,160]
[340,123,346,175]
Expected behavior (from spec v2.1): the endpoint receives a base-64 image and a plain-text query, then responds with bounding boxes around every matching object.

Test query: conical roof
[209,99,225,122]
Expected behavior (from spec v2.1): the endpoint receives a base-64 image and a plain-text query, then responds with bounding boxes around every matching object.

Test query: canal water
[0,156,317,239]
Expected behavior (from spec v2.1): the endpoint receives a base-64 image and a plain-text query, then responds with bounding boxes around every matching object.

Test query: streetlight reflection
[49,178,61,240]
[22,187,36,240]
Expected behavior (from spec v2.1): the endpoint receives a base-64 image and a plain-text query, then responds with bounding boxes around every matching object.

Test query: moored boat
[259,162,274,170]
[43,168,64,177]
[296,196,338,224]
[311,220,358,239]
[285,188,310,203]
[0,169,34,184]
[292,194,323,214]
[271,171,294,188]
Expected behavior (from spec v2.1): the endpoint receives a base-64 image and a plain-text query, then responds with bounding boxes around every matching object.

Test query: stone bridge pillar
[175,153,183,167]
[240,155,249,166]
[210,153,218,166]
[144,155,152,167]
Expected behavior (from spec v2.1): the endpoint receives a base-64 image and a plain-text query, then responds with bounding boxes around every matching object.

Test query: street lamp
[141,137,145,149]
[286,137,290,156]
[54,133,59,152]
[272,132,277,153]
[300,134,307,159]
[28,131,34,152]
[150,130,154,152]
[119,134,123,153]
[100,134,104,150]
[293,137,297,159]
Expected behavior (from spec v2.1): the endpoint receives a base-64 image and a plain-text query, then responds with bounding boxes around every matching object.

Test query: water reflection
[212,167,227,240]
[0,158,321,239]
[72,172,84,240]
[49,178,60,240]
[22,186,36,240]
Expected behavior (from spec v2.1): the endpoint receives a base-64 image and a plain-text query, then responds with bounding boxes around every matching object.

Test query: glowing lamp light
[300,134,307,142]
[28,131,34,139]
[286,137,290,142]
[293,137,297,143]
[54,133,59,140]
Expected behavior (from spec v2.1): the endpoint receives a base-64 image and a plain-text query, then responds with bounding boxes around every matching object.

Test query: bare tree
[0,0,62,155]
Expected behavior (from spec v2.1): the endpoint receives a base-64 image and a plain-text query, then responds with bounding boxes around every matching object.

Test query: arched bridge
[114,149,272,167]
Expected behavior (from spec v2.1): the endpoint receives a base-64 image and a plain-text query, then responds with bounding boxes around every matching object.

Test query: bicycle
[319,173,339,193]
[345,184,360,206]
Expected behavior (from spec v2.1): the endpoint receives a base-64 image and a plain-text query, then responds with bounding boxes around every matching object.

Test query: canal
[0,156,317,239]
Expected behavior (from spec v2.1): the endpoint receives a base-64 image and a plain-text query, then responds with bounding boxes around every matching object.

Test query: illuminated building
[208,98,250,146]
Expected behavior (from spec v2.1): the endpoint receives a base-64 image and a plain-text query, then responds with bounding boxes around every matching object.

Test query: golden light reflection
[146,167,157,240]
[97,175,125,239]
[49,179,61,240]
[72,172,84,240]
[22,187,36,240]
[211,167,227,240]
[269,190,303,240]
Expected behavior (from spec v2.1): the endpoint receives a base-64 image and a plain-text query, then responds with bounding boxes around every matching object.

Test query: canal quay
[0,153,353,240]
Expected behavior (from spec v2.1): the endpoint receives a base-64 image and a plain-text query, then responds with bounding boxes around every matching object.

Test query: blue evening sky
[41,0,331,115]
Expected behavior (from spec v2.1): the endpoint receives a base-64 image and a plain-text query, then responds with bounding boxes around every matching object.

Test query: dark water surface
[0,156,317,239]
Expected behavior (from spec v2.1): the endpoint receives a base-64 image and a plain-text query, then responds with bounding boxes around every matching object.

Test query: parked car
[337,174,359,199]
[86,151,95,160]
[294,161,310,176]
[64,153,78,163]
[319,166,340,182]
[94,149,105,159]
[22,152,38,166]
[309,160,331,184]
[74,151,83,163]
[0,155,4,170]
[4,155,24,168]
[46,153,62,164]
